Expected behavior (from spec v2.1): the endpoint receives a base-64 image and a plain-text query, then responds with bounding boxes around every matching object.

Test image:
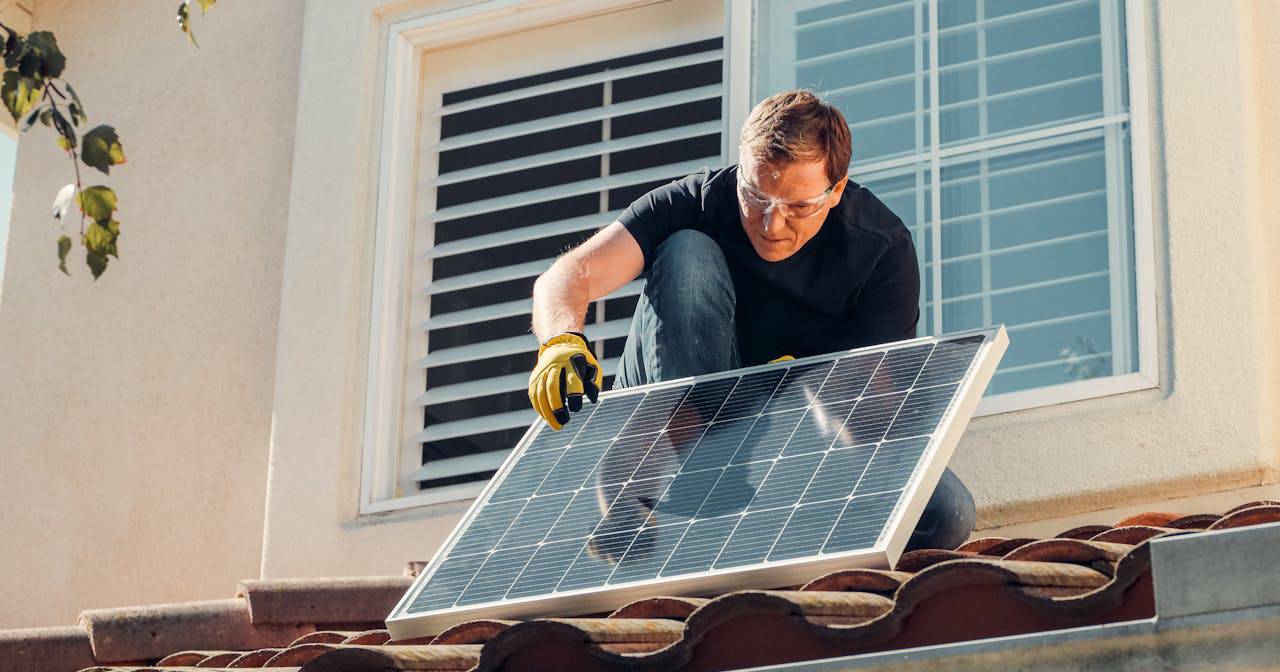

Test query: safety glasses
[736,171,839,219]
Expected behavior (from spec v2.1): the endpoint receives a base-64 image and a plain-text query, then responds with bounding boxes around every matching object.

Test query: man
[526,89,975,552]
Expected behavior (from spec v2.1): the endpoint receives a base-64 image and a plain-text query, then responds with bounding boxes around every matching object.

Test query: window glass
[757,0,1139,396]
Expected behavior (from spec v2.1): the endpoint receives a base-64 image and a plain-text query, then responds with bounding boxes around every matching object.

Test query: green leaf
[81,125,125,174]
[18,99,40,131]
[177,3,199,48]
[84,218,120,258]
[23,31,66,79]
[1,70,42,122]
[76,185,117,221]
[64,83,86,125]
[49,105,71,142]
[56,132,74,150]
[57,234,71,275]
[2,30,20,64]
[86,249,108,279]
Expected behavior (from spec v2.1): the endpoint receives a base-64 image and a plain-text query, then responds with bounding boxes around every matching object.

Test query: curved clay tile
[954,537,1009,554]
[1054,524,1113,540]
[800,568,910,593]
[1164,513,1221,529]
[1001,538,1132,564]
[153,650,227,666]
[263,641,340,665]
[974,538,1038,557]
[1089,525,1174,545]
[1114,511,1185,527]
[193,651,240,666]
[299,644,483,672]
[1208,504,1280,529]
[340,629,391,645]
[224,647,283,667]
[894,548,972,572]
[429,619,517,645]
[288,631,354,646]
[540,617,686,644]
[1223,500,1280,516]
[610,596,709,620]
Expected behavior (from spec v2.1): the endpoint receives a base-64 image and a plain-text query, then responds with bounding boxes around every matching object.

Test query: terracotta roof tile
[799,568,908,593]
[224,647,284,666]
[975,537,1039,556]
[1086,524,1174,544]
[1163,512,1220,529]
[341,629,393,645]
[77,598,312,663]
[893,548,973,571]
[236,576,413,625]
[1113,511,1185,527]
[4,506,1277,672]
[430,620,517,645]
[1222,499,1280,515]
[262,642,340,665]
[287,631,354,646]
[609,596,709,620]
[1053,523,1113,539]
[0,625,96,671]
[1208,504,1280,529]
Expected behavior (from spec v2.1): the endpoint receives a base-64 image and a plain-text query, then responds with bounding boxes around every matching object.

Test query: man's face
[736,155,848,262]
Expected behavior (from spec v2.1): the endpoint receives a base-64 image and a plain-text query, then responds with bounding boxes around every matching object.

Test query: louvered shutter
[410,22,726,488]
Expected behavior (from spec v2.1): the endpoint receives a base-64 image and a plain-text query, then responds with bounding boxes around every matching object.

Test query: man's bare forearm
[530,222,646,344]
[531,254,592,343]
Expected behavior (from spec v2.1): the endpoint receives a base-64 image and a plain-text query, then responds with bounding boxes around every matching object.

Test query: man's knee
[907,468,977,551]
[650,230,734,308]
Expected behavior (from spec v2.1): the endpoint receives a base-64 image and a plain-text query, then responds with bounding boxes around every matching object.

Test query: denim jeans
[612,229,976,552]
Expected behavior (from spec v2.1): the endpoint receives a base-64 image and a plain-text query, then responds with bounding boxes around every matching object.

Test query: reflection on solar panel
[387,327,1008,638]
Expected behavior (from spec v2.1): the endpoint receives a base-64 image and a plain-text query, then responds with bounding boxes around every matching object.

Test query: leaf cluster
[0,2,215,280]
[177,0,218,48]
[0,23,125,278]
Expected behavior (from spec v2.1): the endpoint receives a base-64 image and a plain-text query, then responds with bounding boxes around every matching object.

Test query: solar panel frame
[386,326,1008,640]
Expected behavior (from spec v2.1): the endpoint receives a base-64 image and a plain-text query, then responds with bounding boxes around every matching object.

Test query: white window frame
[361,0,1157,515]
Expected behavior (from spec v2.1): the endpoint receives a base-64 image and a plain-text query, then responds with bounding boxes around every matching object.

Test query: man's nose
[762,206,786,234]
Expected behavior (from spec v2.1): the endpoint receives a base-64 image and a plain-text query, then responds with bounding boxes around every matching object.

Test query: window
[0,131,15,293]
[756,0,1154,410]
[363,0,1153,511]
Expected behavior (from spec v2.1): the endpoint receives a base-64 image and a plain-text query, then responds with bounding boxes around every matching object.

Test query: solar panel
[387,327,1008,639]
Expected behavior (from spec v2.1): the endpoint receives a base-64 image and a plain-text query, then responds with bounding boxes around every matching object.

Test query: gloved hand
[770,354,796,363]
[528,332,603,430]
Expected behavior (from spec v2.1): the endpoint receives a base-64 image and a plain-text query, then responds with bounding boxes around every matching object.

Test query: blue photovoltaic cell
[402,331,994,617]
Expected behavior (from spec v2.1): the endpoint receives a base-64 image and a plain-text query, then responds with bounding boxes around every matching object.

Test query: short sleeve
[852,232,921,346]
[616,169,709,269]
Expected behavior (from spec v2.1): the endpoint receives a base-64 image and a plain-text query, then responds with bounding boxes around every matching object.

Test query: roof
[4,501,1277,672]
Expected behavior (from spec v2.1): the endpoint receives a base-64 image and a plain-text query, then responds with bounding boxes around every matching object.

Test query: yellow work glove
[528,332,603,430]
[770,355,796,363]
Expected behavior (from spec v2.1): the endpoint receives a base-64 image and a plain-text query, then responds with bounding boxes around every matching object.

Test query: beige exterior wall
[259,0,1280,584]
[2,0,1278,629]
[0,1,304,628]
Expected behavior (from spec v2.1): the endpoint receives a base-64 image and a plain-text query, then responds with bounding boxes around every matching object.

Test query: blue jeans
[613,230,976,552]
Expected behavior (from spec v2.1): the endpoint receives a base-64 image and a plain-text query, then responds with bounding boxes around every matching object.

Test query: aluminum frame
[385,326,1009,640]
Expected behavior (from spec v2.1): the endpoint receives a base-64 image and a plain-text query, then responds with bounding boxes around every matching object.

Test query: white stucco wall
[258,0,1280,583]
[0,1,304,628]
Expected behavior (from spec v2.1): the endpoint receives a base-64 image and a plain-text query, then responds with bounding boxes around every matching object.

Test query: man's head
[736,89,852,262]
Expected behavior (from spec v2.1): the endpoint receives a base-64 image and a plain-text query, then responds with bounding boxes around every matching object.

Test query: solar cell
[388,328,1008,639]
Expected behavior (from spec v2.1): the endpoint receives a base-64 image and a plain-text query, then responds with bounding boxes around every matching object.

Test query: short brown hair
[738,89,852,186]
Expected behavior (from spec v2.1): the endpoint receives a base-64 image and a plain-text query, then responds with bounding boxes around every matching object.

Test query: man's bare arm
[531,221,645,342]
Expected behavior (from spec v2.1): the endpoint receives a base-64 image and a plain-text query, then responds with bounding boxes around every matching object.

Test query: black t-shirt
[617,164,920,366]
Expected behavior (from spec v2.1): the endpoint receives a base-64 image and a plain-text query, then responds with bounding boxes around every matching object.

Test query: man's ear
[827,175,850,207]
